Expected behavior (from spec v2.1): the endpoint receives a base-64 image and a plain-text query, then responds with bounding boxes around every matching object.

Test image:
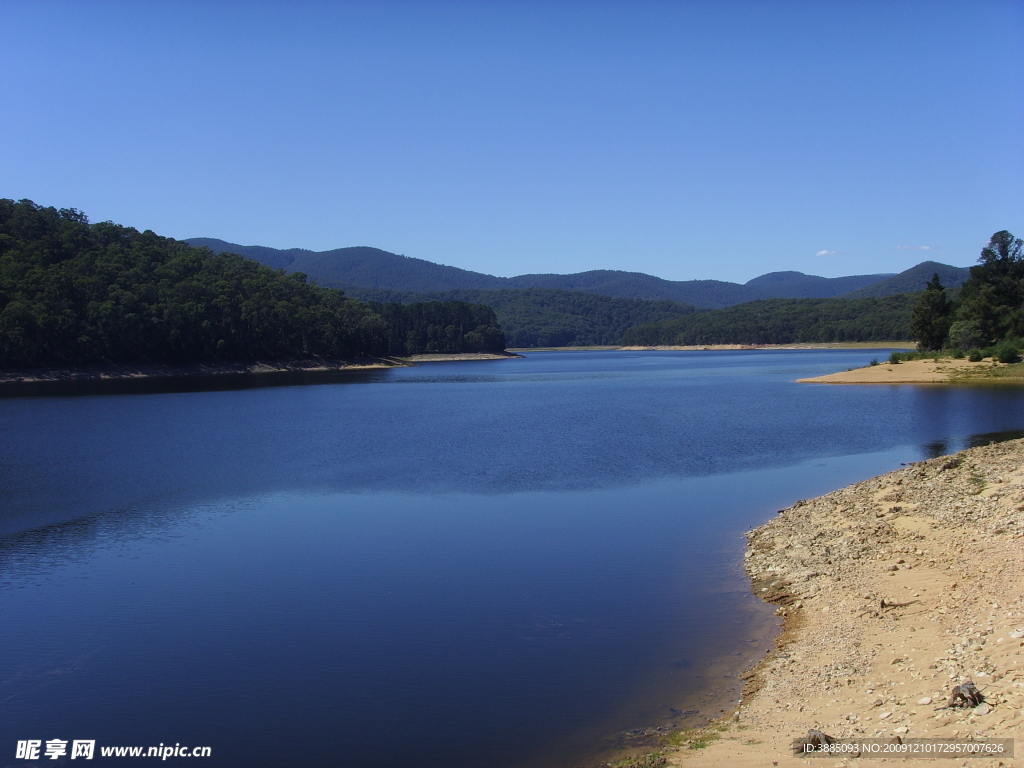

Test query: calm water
[2,350,1023,767]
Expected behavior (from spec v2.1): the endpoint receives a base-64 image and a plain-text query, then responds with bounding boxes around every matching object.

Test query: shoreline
[666,438,1024,767]
[509,342,917,353]
[800,357,1024,385]
[0,352,524,386]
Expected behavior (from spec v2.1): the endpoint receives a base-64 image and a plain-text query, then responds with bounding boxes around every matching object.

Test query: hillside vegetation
[0,200,506,368]
[341,286,697,347]
[841,261,970,299]
[620,294,917,346]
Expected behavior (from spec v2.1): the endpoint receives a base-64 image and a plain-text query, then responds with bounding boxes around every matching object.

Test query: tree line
[910,231,1024,357]
[0,199,506,368]
[344,285,696,347]
[619,294,916,346]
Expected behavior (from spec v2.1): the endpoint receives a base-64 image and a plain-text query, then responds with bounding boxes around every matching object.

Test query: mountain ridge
[186,237,968,309]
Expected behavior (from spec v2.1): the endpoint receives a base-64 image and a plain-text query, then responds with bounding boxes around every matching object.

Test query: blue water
[2,350,1022,767]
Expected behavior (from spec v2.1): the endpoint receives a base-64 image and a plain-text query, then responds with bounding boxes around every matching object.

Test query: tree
[910,273,951,351]
[954,230,1024,344]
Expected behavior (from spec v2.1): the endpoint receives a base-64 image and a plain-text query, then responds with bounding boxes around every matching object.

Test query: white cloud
[815,250,838,256]
[895,245,939,251]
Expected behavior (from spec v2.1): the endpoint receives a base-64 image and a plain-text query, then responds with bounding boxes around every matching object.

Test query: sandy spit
[619,343,917,352]
[400,352,524,362]
[798,358,1006,384]
[670,438,1024,768]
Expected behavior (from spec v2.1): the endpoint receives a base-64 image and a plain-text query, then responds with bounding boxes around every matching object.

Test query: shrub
[952,349,965,359]
[996,344,1021,364]
[869,358,879,366]
[968,349,984,362]
[888,351,903,364]
[947,320,985,351]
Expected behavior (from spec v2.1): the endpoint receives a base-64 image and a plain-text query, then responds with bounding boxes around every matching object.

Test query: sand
[401,352,524,362]
[666,439,1024,768]
[618,343,918,352]
[798,358,1001,384]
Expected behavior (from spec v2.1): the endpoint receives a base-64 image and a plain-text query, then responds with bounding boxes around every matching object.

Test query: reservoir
[2,350,1022,767]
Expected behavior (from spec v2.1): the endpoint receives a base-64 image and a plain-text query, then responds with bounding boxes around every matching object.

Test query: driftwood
[934,680,985,710]
[947,680,984,708]
[793,729,835,754]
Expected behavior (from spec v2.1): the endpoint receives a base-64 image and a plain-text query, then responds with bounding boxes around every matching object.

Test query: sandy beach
[619,343,918,352]
[798,358,1010,385]
[401,352,524,362]
[666,439,1024,768]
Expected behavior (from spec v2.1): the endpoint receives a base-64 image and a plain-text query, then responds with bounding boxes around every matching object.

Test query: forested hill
[341,286,697,348]
[186,239,506,292]
[190,237,953,309]
[620,294,918,346]
[0,200,506,368]
[840,261,971,299]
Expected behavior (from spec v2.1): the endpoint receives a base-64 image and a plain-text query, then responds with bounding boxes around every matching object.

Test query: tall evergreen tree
[910,273,952,351]
[954,230,1024,344]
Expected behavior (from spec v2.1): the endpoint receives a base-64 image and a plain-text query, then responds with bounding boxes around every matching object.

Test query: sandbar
[798,358,1015,384]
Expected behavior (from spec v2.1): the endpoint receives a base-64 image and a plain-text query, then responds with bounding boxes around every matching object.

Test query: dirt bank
[669,439,1024,767]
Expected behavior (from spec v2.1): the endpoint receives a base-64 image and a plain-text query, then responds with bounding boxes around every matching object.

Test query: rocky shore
[671,438,1024,767]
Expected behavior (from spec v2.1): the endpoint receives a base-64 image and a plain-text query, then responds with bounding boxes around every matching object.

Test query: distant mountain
[186,238,962,309]
[839,261,971,299]
[744,270,894,298]
[184,239,506,292]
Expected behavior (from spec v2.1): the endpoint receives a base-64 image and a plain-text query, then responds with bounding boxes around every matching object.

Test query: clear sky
[1,1,1021,283]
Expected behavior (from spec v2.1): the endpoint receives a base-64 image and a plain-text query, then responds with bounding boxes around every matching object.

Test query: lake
[2,350,1023,767]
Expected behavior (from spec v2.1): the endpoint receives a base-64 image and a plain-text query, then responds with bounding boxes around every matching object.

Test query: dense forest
[192,237,957,308]
[344,286,696,347]
[620,294,917,346]
[0,200,505,368]
[909,231,1024,353]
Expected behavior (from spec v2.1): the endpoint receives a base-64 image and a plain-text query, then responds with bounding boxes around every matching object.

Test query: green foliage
[947,319,984,351]
[995,342,1021,364]
[869,358,879,366]
[620,295,917,346]
[368,300,506,355]
[909,273,951,351]
[968,349,984,362]
[347,286,695,347]
[953,230,1024,345]
[951,348,964,359]
[0,200,505,368]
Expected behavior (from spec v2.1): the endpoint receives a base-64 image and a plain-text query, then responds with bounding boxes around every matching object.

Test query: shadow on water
[0,367,392,399]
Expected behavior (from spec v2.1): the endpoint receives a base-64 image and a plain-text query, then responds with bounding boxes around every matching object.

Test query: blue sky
[1,1,1021,283]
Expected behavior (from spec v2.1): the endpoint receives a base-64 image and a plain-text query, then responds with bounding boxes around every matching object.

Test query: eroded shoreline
[669,439,1024,767]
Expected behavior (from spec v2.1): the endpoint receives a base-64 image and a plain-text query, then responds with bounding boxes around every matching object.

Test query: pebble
[894,726,909,734]
[879,712,892,720]
[1010,630,1024,639]
[974,702,991,715]
[917,697,932,705]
